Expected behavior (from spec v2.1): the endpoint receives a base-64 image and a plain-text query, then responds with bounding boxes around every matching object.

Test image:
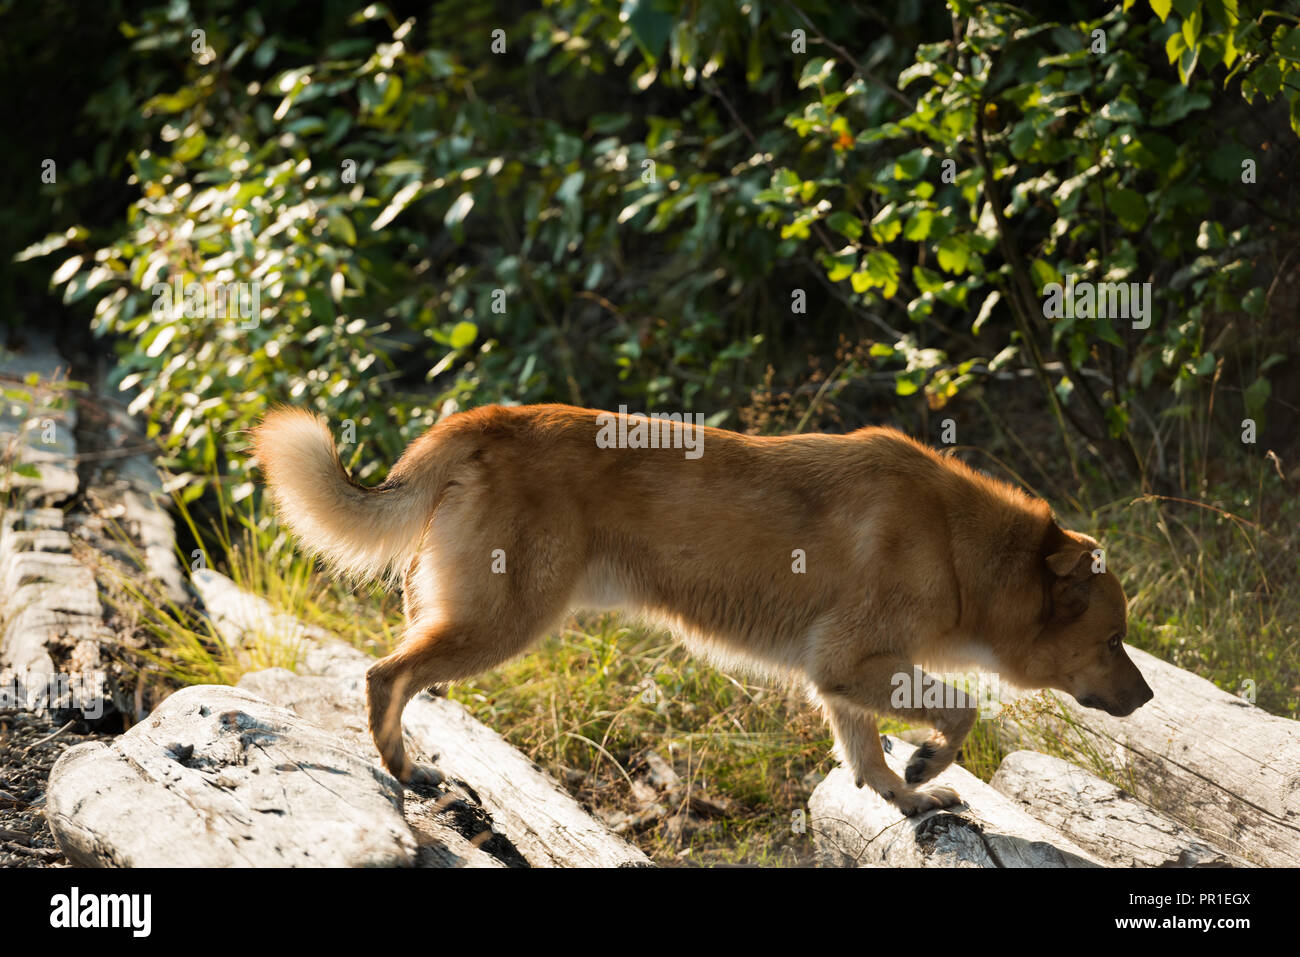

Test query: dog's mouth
[1075,691,1152,717]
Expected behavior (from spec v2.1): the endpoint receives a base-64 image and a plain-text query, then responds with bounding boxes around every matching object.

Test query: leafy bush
[15,0,1299,497]
[755,0,1298,486]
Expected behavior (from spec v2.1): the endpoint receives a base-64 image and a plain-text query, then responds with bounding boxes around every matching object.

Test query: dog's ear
[1045,524,1096,578]
[1045,527,1096,619]
[1046,542,1092,579]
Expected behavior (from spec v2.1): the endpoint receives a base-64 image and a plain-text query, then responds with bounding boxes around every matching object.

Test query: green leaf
[1009,121,1037,158]
[1244,376,1270,418]
[51,255,83,285]
[903,209,934,241]
[973,290,1000,334]
[450,321,477,349]
[895,373,921,397]
[1029,258,1061,291]
[622,0,674,63]
[173,132,207,163]
[913,265,944,293]
[1182,7,1203,48]
[825,246,858,282]
[444,191,475,228]
[870,205,903,243]
[16,230,81,262]
[1275,28,1300,63]
[1109,188,1149,232]
[827,212,863,240]
[893,149,929,181]
[372,180,422,231]
[936,236,969,274]
[867,251,900,297]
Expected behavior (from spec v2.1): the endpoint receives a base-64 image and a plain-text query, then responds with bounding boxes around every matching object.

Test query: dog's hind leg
[366,617,543,785]
[368,544,578,786]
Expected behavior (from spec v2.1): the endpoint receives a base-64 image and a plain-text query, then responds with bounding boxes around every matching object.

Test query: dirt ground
[0,708,107,867]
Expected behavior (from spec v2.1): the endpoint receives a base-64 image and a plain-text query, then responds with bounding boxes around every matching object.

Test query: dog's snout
[1108,682,1154,717]
[1076,682,1153,717]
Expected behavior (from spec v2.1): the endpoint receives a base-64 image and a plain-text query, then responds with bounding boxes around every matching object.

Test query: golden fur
[253,403,1152,815]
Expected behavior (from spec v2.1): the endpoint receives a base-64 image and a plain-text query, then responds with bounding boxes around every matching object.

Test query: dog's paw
[894,785,962,817]
[402,762,444,789]
[904,740,939,784]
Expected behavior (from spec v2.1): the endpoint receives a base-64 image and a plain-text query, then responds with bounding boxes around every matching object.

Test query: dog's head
[1023,525,1153,717]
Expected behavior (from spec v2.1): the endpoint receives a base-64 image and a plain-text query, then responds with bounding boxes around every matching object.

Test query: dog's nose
[1111,684,1154,717]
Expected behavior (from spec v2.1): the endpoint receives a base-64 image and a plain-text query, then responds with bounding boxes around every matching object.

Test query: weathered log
[400,686,650,867]
[809,736,1101,867]
[237,663,649,867]
[237,668,525,868]
[0,374,79,506]
[46,684,418,867]
[199,570,650,867]
[990,750,1244,867]
[0,508,112,718]
[83,405,189,605]
[992,645,1300,867]
[192,568,369,676]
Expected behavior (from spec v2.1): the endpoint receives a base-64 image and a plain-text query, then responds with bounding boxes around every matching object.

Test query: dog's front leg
[813,653,974,816]
[819,696,962,816]
[899,679,977,788]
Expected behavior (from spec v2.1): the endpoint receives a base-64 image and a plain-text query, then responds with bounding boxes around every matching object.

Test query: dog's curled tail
[252,407,445,583]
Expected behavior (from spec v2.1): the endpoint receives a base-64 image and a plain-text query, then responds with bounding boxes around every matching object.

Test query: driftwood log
[990,750,1243,867]
[47,685,419,867]
[809,736,1100,867]
[196,570,650,868]
[993,645,1300,867]
[0,345,115,720]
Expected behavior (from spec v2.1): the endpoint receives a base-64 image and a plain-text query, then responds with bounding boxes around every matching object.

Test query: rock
[990,750,1242,867]
[637,749,681,792]
[808,736,1101,868]
[46,684,417,867]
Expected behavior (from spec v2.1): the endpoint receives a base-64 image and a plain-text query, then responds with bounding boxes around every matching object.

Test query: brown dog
[253,403,1152,816]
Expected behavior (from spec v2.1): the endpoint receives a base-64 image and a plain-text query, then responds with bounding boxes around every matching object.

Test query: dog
[253,403,1153,816]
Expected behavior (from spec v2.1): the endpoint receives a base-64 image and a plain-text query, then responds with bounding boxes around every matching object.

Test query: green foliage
[13,0,1298,494]
[756,0,1296,485]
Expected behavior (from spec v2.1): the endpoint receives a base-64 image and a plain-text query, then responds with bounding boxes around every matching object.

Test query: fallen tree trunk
[192,568,369,676]
[47,685,419,867]
[808,736,1101,867]
[992,645,1300,867]
[198,570,650,868]
[990,750,1244,867]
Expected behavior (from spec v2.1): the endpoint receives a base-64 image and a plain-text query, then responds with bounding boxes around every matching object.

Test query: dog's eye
[1107,633,1123,652]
